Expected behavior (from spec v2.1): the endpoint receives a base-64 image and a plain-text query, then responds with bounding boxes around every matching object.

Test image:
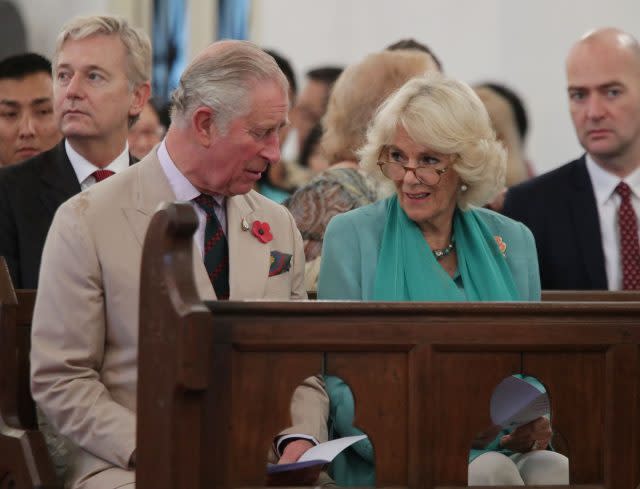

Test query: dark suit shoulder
[508,156,586,198]
[503,156,588,221]
[0,145,59,183]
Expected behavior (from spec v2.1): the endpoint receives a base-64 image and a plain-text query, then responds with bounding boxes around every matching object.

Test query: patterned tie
[193,194,230,299]
[616,182,640,290]
[92,169,115,182]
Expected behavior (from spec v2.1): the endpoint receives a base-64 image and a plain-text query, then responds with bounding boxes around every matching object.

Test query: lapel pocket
[269,251,292,277]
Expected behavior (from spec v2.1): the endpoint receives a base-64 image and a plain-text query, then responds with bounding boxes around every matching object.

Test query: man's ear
[192,106,217,146]
[129,81,151,118]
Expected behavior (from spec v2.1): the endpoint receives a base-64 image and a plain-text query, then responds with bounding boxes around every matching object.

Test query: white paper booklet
[490,375,550,429]
[267,434,367,474]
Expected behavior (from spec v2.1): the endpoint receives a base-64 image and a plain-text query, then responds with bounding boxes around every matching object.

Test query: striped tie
[193,194,230,299]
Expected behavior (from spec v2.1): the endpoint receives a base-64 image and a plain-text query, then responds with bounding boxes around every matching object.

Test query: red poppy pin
[494,236,507,256]
[252,220,273,243]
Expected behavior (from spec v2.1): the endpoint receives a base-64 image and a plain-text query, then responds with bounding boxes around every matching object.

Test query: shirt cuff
[275,434,319,456]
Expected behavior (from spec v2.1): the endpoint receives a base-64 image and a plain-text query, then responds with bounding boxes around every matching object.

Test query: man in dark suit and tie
[0,15,150,288]
[503,28,640,290]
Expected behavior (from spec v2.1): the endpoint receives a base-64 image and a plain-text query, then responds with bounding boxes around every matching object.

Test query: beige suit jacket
[30,153,306,489]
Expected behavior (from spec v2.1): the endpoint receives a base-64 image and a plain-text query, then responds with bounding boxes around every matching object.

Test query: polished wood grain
[135,203,640,489]
[0,257,58,489]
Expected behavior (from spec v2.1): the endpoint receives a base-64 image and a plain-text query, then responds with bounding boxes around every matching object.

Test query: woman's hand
[500,417,552,453]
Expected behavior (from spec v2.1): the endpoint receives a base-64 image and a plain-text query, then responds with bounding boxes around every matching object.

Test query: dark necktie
[193,194,230,300]
[92,169,115,182]
[615,182,640,290]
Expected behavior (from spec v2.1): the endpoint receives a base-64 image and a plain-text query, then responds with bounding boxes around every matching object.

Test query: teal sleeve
[520,222,541,300]
[318,214,362,300]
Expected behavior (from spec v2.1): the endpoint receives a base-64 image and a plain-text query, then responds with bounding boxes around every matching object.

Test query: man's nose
[18,114,36,138]
[586,94,606,119]
[261,132,281,164]
[65,73,84,99]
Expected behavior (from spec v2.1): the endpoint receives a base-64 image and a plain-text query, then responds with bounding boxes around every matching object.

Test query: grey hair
[170,40,288,132]
[359,73,506,209]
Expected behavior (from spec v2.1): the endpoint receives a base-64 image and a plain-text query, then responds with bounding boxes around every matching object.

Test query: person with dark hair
[0,52,61,166]
[386,38,444,72]
[290,65,343,153]
[127,98,165,159]
[478,82,529,144]
[298,123,327,174]
[265,49,297,97]
[256,49,299,202]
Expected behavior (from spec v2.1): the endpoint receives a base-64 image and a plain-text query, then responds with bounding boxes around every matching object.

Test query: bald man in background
[504,28,640,291]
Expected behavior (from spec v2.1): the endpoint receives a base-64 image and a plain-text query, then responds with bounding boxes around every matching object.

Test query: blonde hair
[359,74,506,209]
[54,15,151,126]
[55,15,151,88]
[170,40,288,132]
[321,49,439,164]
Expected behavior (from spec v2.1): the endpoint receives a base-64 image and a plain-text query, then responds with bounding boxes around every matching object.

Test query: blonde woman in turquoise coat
[316,74,568,485]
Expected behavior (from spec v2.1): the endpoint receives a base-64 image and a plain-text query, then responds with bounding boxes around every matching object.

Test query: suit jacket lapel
[122,154,215,300]
[39,141,81,219]
[567,156,608,288]
[227,194,268,299]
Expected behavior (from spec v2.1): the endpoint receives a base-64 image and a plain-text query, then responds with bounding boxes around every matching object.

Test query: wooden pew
[0,257,58,489]
[136,203,640,489]
[542,290,640,301]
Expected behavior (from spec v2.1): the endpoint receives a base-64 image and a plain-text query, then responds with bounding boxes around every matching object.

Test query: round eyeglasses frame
[376,146,450,186]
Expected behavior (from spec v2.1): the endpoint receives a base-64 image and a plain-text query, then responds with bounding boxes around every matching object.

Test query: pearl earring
[460,184,468,192]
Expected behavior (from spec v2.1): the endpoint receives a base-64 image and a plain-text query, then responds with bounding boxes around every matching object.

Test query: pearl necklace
[432,237,455,260]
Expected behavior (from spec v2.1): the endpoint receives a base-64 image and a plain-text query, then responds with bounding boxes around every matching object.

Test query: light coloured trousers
[468,450,569,485]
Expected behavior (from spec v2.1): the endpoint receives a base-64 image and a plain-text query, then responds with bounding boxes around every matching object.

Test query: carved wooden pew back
[0,257,58,488]
[136,204,640,489]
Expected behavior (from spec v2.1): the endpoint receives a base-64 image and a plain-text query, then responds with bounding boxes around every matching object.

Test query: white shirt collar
[65,139,130,185]
[157,139,225,206]
[585,153,640,205]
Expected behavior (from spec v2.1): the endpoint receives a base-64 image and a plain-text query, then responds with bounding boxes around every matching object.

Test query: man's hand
[500,417,552,453]
[278,439,314,464]
[267,439,321,486]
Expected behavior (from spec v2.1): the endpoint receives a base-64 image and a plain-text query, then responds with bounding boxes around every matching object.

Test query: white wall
[12,0,640,174]
[13,0,153,58]
[250,0,640,174]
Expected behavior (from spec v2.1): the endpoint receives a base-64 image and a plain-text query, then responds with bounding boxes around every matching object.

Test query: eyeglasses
[377,145,450,186]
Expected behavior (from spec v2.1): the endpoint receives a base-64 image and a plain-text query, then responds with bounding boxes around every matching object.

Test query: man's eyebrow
[31,97,52,106]
[0,100,19,108]
[599,81,624,89]
[57,63,108,73]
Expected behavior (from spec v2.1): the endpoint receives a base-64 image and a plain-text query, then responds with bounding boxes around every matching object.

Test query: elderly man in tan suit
[30,38,306,489]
